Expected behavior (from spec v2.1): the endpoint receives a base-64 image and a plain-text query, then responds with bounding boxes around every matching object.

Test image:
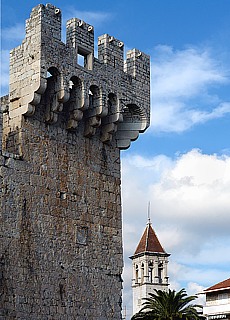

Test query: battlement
[98,34,124,70]
[66,18,94,70]
[25,4,62,41]
[4,3,150,153]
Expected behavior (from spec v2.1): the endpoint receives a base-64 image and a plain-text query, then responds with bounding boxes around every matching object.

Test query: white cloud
[63,8,111,26]
[152,46,227,100]
[169,261,230,293]
[131,149,230,251]
[152,101,230,133]
[1,23,25,42]
[122,149,230,315]
[150,150,230,244]
[150,45,230,133]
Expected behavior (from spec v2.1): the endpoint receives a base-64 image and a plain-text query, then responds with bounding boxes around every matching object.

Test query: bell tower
[130,219,170,315]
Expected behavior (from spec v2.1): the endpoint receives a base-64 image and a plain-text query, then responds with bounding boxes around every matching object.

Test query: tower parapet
[4,3,150,155]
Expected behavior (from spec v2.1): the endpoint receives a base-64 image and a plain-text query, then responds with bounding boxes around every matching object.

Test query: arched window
[158,262,163,284]
[141,263,144,283]
[135,264,139,284]
[148,261,153,283]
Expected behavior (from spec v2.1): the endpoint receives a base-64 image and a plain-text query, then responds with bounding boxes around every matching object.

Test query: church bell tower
[130,219,170,315]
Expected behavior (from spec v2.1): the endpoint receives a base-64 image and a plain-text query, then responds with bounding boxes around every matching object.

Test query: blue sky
[1,0,230,318]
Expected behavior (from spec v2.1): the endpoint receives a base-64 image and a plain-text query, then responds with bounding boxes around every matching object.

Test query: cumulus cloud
[152,45,227,99]
[150,45,230,133]
[150,150,230,245]
[122,149,230,314]
[122,149,230,253]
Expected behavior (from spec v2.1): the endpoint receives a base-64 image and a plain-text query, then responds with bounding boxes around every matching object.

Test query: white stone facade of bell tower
[130,222,170,315]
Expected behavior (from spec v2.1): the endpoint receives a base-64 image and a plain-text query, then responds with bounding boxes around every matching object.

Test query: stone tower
[0,3,150,320]
[130,220,170,315]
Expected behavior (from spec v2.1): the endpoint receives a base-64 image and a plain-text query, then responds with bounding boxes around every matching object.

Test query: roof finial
[147,201,151,225]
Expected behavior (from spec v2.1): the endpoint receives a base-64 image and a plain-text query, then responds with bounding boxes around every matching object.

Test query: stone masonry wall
[0,3,150,319]
[1,101,122,319]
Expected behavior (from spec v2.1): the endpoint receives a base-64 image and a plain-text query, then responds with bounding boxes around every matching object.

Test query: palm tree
[131,288,205,320]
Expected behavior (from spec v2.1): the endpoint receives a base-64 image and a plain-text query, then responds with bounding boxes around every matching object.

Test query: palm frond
[133,288,204,320]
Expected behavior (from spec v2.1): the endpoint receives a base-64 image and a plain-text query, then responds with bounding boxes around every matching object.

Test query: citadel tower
[130,219,170,315]
[0,3,150,319]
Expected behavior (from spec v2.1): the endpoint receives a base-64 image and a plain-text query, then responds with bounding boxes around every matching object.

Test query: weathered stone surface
[0,3,150,319]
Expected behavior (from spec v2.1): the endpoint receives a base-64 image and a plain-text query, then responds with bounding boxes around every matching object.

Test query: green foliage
[131,288,205,320]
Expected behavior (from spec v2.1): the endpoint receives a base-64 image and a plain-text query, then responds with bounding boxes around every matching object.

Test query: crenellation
[98,34,124,71]
[66,18,94,65]
[25,4,62,42]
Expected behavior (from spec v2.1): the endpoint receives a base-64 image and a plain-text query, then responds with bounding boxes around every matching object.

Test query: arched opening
[135,264,139,284]
[46,67,59,79]
[107,93,118,114]
[100,92,119,143]
[44,67,62,123]
[158,262,163,284]
[141,263,144,284]
[69,76,83,108]
[84,84,102,137]
[89,85,100,110]
[66,76,84,130]
[148,261,153,283]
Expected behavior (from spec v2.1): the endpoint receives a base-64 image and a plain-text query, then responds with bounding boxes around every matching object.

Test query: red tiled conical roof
[204,278,230,292]
[134,222,166,255]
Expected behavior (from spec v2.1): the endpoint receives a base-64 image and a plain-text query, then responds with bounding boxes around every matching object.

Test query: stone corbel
[45,74,68,124]
[115,104,148,149]
[84,87,106,137]
[96,91,108,118]
[9,77,47,118]
[100,95,123,143]
[84,116,101,137]
[67,81,85,131]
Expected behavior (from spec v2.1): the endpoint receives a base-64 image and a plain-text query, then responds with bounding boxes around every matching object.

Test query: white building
[129,219,170,315]
[203,278,230,320]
